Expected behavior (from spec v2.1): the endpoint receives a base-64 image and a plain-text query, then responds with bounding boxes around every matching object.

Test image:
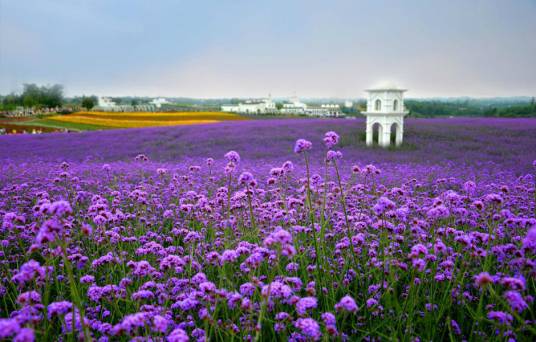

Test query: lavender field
[0,118,535,341]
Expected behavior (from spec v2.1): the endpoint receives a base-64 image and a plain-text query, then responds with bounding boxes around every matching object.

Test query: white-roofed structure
[361,83,409,147]
[221,95,276,114]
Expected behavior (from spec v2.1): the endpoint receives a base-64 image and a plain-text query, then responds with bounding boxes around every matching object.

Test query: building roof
[366,87,407,92]
[366,81,407,92]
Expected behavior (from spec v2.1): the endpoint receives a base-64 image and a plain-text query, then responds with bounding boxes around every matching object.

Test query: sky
[1,0,535,98]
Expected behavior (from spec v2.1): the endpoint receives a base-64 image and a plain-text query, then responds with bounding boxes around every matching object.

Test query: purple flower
[282,161,294,173]
[474,272,494,288]
[335,295,358,313]
[14,328,34,342]
[238,172,255,186]
[296,296,318,315]
[323,131,340,149]
[450,320,461,335]
[294,318,321,341]
[500,276,526,291]
[321,312,336,326]
[262,281,293,299]
[373,197,395,215]
[167,327,189,341]
[131,290,155,301]
[17,291,41,305]
[366,298,378,308]
[49,200,72,217]
[426,205,450,220]
[134,154,149,162]
[152,315,170,333]
[239,282,256,297]
[522,225,536,253]
[47,301,73,318]
[276,312,291,321]
[12,260,50,287]
[199,281,216,293]
[224,151,240,164]
[80,275,95,284]
[487,311,513,325]
[0,318,21,339]
[294,139,312,154]
[326,150,343,162]
[221,250,239,263]
[504,291,528,312]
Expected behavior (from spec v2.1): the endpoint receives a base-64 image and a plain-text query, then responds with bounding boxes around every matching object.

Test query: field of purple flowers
[0,118,535,341]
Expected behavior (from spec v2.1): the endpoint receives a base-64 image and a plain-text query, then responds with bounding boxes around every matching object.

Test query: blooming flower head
[224,151,240,164]
[366,298,378,308]
[294,139,312,154]
[487,311,513,325]
[282,161,294,173]
[167,327,189,341]
[522,225,536,253]
[294,318,321,341]
[373,197,396,215]
[14,328,34,342]
[12,260,50,287]
[450,320,461,335]
[47,301,73,319]
[135,154,149,162]
[49,200,72,217]
[504,291,528,312]
[296,296,318,315]
[323,131,340,149]
[474,272,494,288]
[326,150,343,162]
[335,295,358,313]
[238,172,255,186]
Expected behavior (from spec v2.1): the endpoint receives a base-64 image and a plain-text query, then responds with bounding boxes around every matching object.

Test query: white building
[150,98,170,108]
[221,95,276,114]
[95,97,156,112]
[281,96,342,117]
[306,104,342,117]
[97,97,117,109]
[361,84,409,147]
[280,95,308,114]
[344,100,353,108]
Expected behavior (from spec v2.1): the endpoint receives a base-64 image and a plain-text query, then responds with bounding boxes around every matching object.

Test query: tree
[42,84,64,107]
[81,96,97,110]
[20,83,64,108]
[22,84,41,108]
[1,93,22,110]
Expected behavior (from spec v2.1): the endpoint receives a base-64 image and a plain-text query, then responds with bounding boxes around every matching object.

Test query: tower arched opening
[372,122,382,145]
[374,99,382,111]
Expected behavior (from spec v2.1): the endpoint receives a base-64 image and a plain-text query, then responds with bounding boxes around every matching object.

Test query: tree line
[1,84,64,110]
[405,98,536,117]
[0,84,100,111]
[1,83,535,117]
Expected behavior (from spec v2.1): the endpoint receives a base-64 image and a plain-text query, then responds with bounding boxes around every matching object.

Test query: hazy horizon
[1,0,535,98]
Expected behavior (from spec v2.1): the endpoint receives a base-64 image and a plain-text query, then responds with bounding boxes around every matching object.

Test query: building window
[393,99,398,111]
[375,99,381,111]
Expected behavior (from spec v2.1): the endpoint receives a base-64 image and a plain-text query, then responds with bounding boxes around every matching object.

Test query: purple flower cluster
[0,121,535,341]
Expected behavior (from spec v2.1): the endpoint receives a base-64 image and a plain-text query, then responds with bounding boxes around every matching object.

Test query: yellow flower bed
[48,111,245,128]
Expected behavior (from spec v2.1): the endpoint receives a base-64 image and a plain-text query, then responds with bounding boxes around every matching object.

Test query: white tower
[362,84,409,147]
